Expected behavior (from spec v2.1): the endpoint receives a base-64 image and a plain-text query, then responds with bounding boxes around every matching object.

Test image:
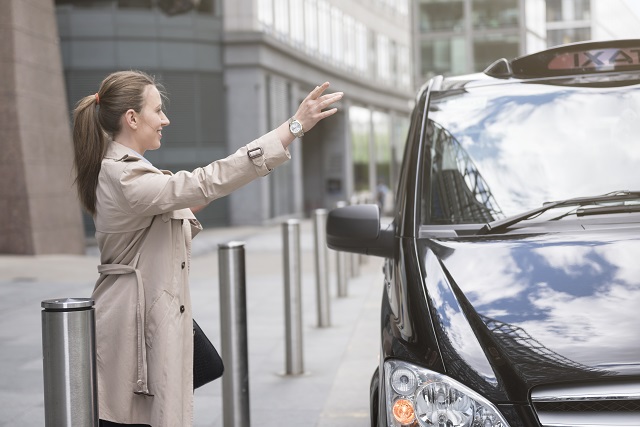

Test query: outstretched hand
[277,82,344,148]
[295,82,343,133]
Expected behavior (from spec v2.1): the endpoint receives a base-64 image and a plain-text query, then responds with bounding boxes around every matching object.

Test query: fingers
[318,108,338,119]
[293,83,343,135]
[305,82,330,101]
[319,92,343,110]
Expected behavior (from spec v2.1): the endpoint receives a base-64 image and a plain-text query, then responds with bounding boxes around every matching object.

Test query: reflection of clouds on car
[432,86,640,216]
[438,238,640,370]
[611,105,639,143]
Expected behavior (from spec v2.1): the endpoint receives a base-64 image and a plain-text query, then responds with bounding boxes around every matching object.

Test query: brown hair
[72,70,162,215]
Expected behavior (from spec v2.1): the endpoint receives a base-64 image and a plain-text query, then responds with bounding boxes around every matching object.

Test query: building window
[331,7,345,64]
[258,0,274,30]
[398,44,411,89]
[472,0,519,29]
[356,22,368,74]
[318,0,331,58]
[290,0,304,46]
[344,15,356,69]
[419,0,464,33]
[274,0,289,38]
[373,111,392,211]
[304,0,319,53]
[255,0,403,86]
[546,0,591,22]
[421,37,466,78]
[547,27,591,47]
[350,106,372,194]
[377,34,391,82]
[473,34,519,71]
[56,0,215,14]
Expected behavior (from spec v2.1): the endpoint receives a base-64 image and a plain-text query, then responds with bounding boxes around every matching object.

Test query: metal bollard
[348,201,361,279]
[313,209,331,327]
[219,242,250,427]
[335,201,349,297]
[41,298,98,427]
[350,252,360,278]
[283,219,304,375]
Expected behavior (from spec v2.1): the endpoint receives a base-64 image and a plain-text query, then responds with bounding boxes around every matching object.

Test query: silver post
[219,241,250,427]
[283,219,304,375]
[350,252,361,278]
[41,298,98,427]
[349,200,361,278]
[335,201,349,297]
[313,209,331,327]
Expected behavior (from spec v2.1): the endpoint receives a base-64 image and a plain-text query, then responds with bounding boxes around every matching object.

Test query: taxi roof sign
[485,40,640,79]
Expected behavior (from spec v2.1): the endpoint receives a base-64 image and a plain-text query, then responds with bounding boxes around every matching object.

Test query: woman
[72,70,343,426]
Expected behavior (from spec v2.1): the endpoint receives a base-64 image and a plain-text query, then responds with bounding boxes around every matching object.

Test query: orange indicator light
[392,398,415,425]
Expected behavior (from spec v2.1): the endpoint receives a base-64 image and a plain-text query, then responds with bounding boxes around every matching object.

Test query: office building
[55,0,414,232]
[412,0,546,82]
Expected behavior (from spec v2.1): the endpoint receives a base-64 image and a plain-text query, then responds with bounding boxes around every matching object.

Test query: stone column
[0,0,84,254]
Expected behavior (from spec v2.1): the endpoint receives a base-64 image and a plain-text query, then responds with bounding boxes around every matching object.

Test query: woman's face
[136,85,170,153]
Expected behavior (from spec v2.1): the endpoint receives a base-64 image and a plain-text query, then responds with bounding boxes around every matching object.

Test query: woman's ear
[123,109,138,130]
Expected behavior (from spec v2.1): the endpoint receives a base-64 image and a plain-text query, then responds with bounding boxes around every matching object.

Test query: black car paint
[329,45,640,427]
[375,226,640,426]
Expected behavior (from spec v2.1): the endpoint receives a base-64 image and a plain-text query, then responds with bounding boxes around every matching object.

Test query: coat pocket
[145,290,176,348]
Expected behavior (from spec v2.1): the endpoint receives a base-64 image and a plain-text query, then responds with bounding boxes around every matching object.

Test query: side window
[423,120,502,225]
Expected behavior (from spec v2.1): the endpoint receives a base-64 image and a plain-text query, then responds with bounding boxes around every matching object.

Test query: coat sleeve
[117,130,290,216]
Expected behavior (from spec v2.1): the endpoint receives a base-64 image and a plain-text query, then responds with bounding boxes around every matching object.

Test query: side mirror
[326,204,395,258]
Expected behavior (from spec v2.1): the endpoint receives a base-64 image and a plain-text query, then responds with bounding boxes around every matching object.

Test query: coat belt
[97,253,154,397]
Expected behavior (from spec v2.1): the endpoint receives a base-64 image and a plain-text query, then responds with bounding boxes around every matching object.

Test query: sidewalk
[0,220,382,427]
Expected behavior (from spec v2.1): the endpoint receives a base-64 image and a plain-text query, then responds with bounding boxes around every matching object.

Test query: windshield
[422,77,640,225]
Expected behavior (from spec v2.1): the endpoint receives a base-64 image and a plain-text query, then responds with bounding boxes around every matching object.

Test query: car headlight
[384,360,511,427]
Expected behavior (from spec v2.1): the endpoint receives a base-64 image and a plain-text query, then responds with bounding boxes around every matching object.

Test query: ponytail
[71,70,159,215]
[72,93,107,215]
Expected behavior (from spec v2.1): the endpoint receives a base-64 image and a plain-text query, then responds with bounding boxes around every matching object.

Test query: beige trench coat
[92,130,290,426]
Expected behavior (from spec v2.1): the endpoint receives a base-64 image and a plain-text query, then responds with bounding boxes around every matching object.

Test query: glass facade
[55,0,216,14]
[257,0,411,89]
[547,0,591,21]
[374,111,392,211]
[349,106,409,208]
[472,0,519,29]
[416,0,524,80]
[545,0,592,49]
[350,106,372,194]
[547,27,591,47]
[55,0,412,230]
[473,33,519,71]
[419,0,465,32]
[421,37,467,77]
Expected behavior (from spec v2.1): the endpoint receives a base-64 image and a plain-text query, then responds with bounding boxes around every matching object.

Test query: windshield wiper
[576,204,640,217]
[477,191,640,235]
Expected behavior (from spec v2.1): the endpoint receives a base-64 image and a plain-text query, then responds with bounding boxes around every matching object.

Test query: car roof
[420,39,640,96]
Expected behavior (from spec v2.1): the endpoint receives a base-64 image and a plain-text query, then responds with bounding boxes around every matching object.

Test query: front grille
[531,381,640,427]
[534,399,640,412]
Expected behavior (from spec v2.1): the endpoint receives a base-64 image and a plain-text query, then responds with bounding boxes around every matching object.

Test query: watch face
[290,121,302,134]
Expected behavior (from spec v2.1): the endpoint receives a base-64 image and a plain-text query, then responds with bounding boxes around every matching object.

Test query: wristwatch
[288,117,305,138]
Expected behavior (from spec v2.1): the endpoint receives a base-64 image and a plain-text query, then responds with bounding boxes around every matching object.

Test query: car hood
[418,228,640,400]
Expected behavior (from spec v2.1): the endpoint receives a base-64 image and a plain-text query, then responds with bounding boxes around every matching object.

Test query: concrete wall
[0,0,84,254]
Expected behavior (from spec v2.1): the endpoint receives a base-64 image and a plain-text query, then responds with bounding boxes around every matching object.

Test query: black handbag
[193,319,224,389]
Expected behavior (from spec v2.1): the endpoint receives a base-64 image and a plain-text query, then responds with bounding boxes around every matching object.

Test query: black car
[327,40,640,427]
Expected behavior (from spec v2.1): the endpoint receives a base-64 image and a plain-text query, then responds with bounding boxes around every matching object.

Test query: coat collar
[104,141,144,163]
[104,141,174,177]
